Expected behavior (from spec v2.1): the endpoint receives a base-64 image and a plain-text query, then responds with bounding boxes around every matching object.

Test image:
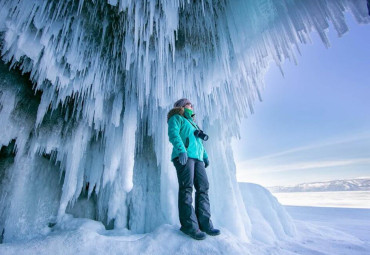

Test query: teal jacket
[167,107,208,162]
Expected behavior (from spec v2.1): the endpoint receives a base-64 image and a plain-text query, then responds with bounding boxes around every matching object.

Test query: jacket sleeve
[168,115,186,154]
[203,148,208,159]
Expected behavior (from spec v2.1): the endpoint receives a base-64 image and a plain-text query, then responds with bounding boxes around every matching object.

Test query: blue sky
[232,13,370,187]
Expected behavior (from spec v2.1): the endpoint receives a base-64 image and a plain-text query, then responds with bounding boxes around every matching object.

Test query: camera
[194,130,209,141]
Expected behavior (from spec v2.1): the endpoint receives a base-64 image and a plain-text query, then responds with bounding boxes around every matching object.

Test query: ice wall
[0,0,369,243]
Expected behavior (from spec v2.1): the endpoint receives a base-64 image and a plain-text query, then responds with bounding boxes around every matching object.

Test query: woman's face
[184,103,193,110]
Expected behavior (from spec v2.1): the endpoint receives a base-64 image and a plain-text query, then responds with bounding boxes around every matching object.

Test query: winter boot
[180,227,207,240]
[202,227,221,236]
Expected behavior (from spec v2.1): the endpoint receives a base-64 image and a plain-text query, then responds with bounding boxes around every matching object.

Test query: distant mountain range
[268,178,370,193]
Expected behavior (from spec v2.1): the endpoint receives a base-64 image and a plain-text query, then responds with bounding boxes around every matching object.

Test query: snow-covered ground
[1,205,369,255]
[1,184,369,254]
[280,206,370,255]
[286,206,370,247]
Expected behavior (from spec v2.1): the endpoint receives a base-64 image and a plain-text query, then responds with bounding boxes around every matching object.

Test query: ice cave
[0,0,369,254]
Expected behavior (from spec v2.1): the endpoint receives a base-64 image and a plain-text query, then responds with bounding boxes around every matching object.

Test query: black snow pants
[173,157,214,232]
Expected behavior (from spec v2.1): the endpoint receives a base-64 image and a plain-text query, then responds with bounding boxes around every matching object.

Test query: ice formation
[0,0,369,244]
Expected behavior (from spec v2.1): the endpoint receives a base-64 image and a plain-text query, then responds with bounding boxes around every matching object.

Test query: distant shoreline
[271,189,370,193]
[272,190,370,209]
[267,178,370,193]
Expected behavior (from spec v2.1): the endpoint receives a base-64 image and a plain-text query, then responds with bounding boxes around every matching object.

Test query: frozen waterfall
[0,0,369,244]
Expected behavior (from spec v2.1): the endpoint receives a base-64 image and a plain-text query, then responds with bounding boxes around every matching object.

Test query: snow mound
[1,199,369,255]
[0,216,252,255]
[239,182,296,244]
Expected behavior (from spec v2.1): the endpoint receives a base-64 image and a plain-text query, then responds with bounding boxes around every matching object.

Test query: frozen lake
[272,191,370,208]
[285,205,370,252]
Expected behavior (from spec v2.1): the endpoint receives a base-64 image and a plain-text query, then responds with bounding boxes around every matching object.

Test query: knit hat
[173,98,191,108]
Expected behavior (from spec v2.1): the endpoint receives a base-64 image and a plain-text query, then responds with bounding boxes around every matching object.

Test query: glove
[179,152,188,165]
[204,158,209,168]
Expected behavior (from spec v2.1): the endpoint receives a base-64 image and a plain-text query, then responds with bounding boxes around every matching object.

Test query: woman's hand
[204,158,209,168]
[179,152,188,165]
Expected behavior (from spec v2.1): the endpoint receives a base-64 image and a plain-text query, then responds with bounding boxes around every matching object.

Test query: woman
[167,98,220,240]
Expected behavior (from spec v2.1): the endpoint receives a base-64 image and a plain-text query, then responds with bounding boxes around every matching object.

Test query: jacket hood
[167,107,196,122]
[167,107,184,122]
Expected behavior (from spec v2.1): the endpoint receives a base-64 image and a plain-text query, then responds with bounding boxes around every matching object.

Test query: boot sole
[191,234,206,240]
[206,231,221,236]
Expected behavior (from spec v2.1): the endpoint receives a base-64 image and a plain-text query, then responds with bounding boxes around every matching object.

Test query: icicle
[0,0,368,242]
